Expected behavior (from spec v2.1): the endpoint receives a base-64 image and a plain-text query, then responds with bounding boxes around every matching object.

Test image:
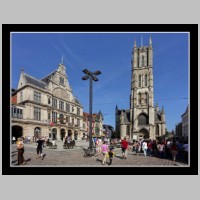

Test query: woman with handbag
[17,137,27,165]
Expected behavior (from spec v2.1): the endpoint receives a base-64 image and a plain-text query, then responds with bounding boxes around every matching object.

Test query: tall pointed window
[145,74,148,86]
[139,75,141,87]
[141,55,145,67]
[138,93,141,105]
[145,92,148,105]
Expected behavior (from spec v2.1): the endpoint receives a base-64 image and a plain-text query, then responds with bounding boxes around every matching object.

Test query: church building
[115,35,166,140]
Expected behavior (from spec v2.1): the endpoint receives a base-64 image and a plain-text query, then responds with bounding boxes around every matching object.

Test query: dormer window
[60,77,64,85]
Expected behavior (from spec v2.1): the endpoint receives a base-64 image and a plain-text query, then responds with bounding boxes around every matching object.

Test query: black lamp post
[82,69,101,150]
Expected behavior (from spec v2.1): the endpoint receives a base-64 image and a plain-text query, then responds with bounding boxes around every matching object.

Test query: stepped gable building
[11,60,84,141]
[115,35,166,140]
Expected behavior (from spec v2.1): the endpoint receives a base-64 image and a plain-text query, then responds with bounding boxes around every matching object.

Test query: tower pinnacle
[61,55,64,65]
[149,34,152,46]
[134,38,137,48]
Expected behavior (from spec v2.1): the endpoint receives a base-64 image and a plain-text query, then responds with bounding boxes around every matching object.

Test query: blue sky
[11,32,189,132]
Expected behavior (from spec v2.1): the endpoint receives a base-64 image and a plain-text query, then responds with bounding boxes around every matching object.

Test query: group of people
[15,136,46,165]
[93,137,129,165]
[63,135,72,144]
[131,138,188,163]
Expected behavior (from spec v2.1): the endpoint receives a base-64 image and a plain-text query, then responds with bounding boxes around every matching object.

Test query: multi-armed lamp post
[82,69,101,150]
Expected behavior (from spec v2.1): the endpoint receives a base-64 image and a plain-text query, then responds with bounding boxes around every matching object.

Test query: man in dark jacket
[36,137,45,159]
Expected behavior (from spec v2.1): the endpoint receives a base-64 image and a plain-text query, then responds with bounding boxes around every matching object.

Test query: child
[108,148,114,166]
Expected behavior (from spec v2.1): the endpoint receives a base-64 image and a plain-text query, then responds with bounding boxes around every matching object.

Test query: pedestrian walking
[171,141,178,162]
[36,136,45,159]
[166,140,172,158]
[138,139,142,153]
[93,137,97,148]
[142,140,148,156]
[183,141,188,163]
[108,148,114,165]
[157,142,165,159]
[121,137,129,159]
[147,140,153,156]
[101,141,109,165]
[17,137,26,165]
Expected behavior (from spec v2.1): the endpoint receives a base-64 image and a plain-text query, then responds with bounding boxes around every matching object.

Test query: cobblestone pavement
[11,140,188,167]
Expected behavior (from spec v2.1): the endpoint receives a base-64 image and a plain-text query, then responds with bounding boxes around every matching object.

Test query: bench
[46,141,57,149]
[63,140,75,149]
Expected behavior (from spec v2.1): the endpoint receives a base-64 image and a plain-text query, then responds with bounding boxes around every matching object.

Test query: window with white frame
[12,106,23,119]
[34,107,41,121]
[52,98,57,108]
[59,100,64,111]
[66,103,70,112]
[52,111,57,122]
[34,91,41,103]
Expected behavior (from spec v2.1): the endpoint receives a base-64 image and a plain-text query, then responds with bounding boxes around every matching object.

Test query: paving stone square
[11,140,188,167]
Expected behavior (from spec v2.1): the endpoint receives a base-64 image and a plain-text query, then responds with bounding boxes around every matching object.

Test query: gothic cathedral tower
[130,35,156,140]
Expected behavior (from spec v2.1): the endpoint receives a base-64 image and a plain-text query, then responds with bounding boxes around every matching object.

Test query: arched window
[145,74,148,86]
[138,93,141,105]
[139,75,141,87]
[138,113,149,125]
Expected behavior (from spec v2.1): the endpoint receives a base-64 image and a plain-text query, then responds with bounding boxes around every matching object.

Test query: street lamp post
[82,69,101,150]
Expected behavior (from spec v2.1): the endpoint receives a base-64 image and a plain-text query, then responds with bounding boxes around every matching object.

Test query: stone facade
[11,61,84,141]
[175,122,183,141]
[115,36,166,140]
[181,105,189,141]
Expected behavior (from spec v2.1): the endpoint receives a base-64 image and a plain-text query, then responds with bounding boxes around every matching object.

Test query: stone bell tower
[130,35,155,140]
